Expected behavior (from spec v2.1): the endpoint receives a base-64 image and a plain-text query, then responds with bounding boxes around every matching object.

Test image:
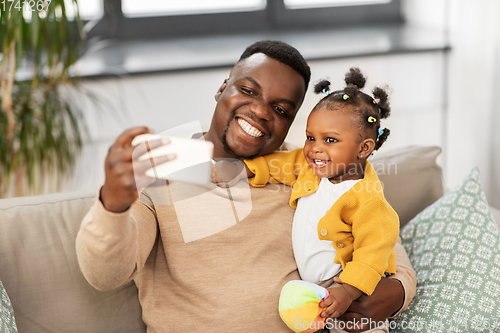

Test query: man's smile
[237,118,265,138]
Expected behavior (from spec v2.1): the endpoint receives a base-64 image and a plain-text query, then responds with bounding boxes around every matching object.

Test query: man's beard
[221,132,260,161]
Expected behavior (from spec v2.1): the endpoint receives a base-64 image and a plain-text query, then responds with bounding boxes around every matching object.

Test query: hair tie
[368,116,377,123]
[373,98,380,104]
[322,89,331,96]
[343,94,349,100]
[378,128,384,136]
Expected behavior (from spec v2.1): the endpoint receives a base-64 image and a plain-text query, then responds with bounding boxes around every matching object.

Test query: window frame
[87,0,403,40]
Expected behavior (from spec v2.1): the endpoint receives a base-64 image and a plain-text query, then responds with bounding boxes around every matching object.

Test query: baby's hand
[212,159,246,188]
[319,284,354,319]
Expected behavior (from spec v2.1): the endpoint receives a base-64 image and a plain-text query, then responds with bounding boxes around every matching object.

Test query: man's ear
[359,138,376,158]
[215,79,228,102]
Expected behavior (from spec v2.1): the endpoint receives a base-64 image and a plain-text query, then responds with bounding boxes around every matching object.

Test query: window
[284,0,390,9]
[87,0,402,41]
[122,0,266,17]
[68,0,102,19]
[19,0,102,20]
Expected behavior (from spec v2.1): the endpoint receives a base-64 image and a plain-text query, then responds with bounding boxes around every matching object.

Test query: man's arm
[76,189,158,291]
[387,237,417,315]
[76,127,172,290]
[334,237,416,332]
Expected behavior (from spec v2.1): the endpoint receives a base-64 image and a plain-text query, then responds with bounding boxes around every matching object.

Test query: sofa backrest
[370,145,444,228]
[0,190,146,333]
[370,145,500,229]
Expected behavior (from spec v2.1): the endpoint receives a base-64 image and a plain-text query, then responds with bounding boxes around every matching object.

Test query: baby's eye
[325,137,337,143]
[306,136,315,141]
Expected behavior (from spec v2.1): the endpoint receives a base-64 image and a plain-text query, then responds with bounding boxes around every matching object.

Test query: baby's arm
[244,148,306,187]
[334,197,399,298]
[213,148,307,188]
[320,283,364,318]
[212,148,307,187]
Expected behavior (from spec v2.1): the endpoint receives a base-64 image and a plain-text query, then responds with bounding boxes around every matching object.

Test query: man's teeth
[238,118,264,137]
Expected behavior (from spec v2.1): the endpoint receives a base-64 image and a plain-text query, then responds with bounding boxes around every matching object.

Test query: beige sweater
[76,181,416,332]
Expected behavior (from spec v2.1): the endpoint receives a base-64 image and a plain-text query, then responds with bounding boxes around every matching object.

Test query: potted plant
[1,0,88,197]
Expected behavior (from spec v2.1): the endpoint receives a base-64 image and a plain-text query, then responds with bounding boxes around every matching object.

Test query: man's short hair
[239,40,311,91]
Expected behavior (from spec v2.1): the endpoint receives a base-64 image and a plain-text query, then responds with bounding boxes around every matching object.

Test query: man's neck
[200,130,235,159]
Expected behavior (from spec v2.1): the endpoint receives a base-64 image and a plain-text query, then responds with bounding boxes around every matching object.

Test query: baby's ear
[215,79,228,102]
[359,138,376,157]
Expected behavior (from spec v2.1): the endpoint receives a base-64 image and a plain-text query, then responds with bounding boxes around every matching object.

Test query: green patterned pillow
[390,168,500,333]
[0,280,18,333]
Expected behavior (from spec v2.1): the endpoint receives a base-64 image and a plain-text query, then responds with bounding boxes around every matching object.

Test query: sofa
[1,145,499,332]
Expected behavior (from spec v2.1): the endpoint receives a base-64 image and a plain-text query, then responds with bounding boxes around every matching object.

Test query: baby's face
[303,107,364,182]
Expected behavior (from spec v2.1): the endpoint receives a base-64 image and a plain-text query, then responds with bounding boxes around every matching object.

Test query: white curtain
[405,0,500,209]
[492,14,500,209]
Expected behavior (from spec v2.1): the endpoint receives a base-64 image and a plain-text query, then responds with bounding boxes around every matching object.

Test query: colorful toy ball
[278,280,329,333]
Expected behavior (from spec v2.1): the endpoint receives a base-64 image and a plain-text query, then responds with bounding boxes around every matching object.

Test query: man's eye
[241,87,254,95]
[326,137,337,143]
[306,136,315,141]
[275,106,288,115]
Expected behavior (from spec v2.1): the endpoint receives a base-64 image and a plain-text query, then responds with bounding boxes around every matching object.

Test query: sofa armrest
[0,189,146,333]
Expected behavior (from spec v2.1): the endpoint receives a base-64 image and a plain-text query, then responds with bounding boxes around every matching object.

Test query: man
[76,41,415,332]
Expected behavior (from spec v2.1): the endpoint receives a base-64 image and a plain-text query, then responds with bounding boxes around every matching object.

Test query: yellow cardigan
[244,148,399,295]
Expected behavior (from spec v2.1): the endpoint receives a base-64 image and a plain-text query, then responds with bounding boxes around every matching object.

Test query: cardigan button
[320,229,328,236]
[337,242,345,248]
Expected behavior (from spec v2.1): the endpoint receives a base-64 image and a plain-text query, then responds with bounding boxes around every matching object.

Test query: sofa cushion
[370,146,444,228]
[391,167,500,332]
[0,279,18,332]
[0,190,146,333]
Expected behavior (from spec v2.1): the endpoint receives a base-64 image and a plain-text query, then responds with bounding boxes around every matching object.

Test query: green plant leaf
[1,0,95,197]
[30,10,40,49]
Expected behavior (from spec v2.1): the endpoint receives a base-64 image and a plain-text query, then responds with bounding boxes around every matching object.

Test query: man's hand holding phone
[100,127,175,213]
[100,127,214,213]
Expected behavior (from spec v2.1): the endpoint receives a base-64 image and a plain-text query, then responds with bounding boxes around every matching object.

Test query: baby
[214,67,399,332]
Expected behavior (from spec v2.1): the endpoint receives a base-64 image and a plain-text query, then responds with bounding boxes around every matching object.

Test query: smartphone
[132,134,214,186]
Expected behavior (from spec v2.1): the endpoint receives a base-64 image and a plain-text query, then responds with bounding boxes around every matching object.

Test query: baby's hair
[313,67,391,151]
[239,40,311,91]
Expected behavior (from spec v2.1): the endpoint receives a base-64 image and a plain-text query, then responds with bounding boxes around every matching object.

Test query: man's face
[209,53,306,159]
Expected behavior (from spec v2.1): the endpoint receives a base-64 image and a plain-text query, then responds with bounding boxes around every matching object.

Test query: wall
[71,51,446,194]
[63,0,500,210]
